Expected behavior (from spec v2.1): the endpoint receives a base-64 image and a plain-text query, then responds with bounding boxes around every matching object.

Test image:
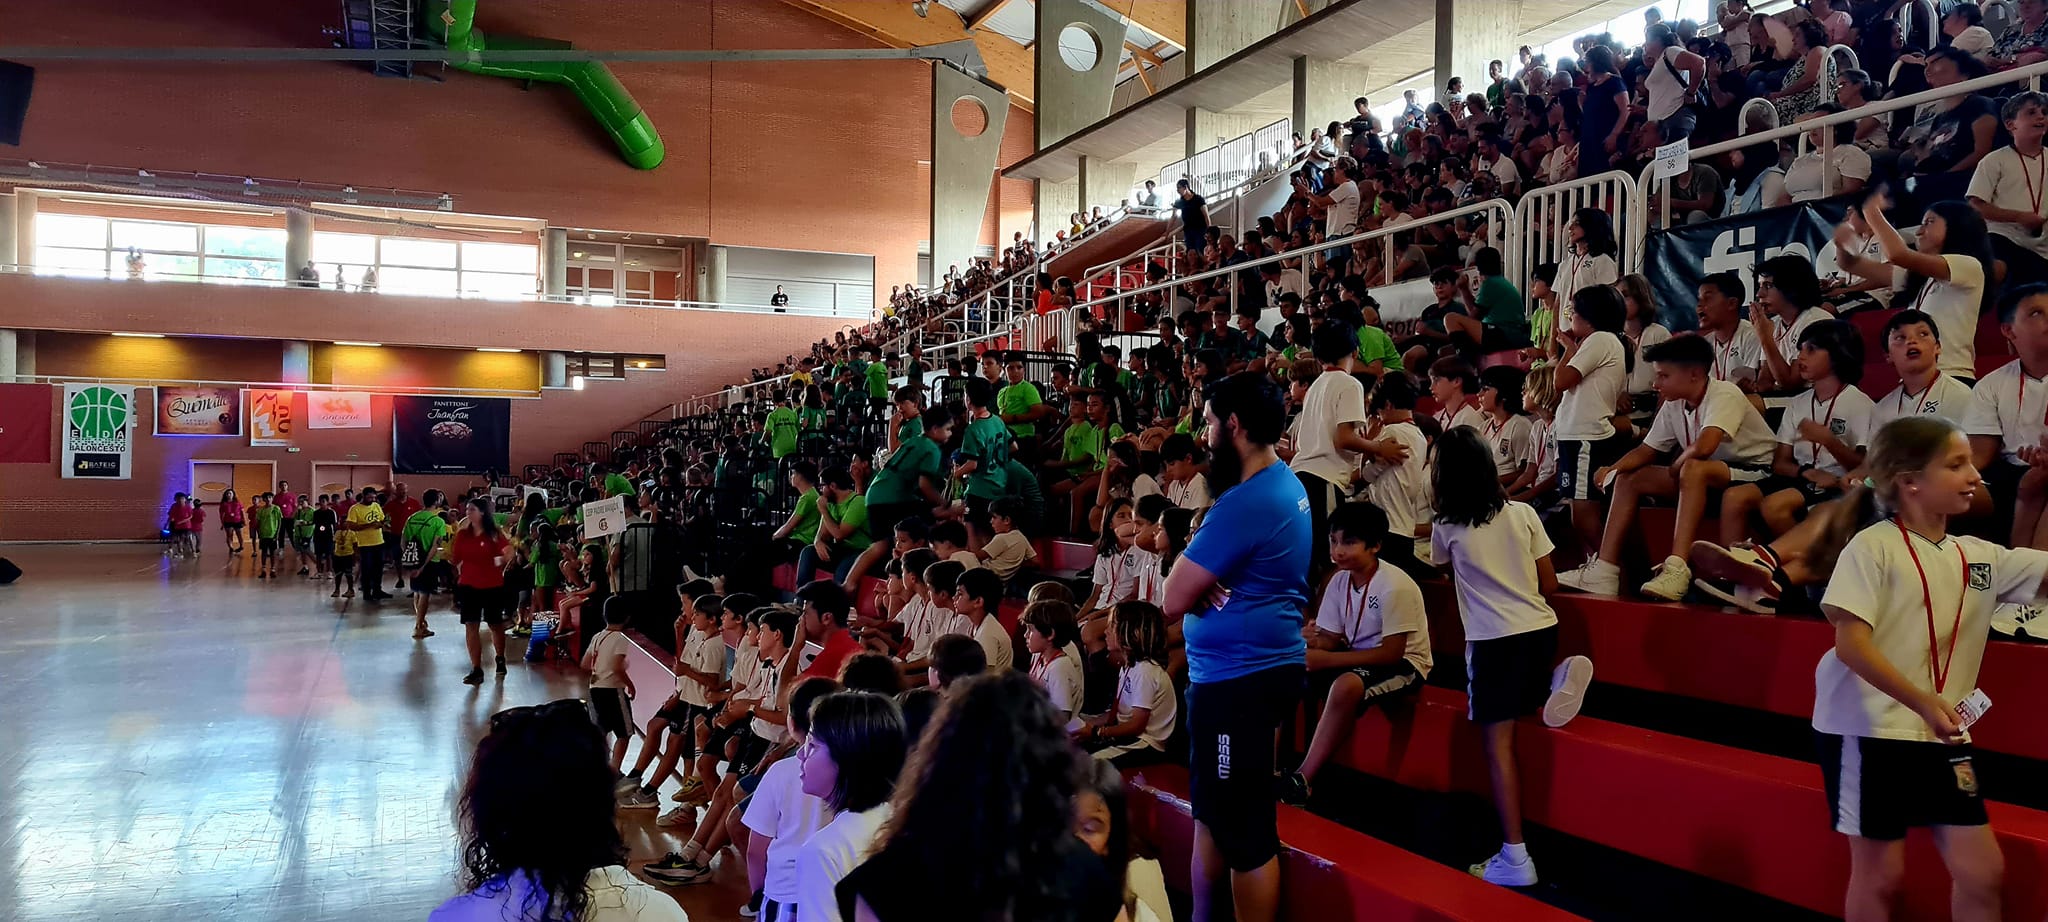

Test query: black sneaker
[1277,770,1311,807]
[462,669,484,685]
[495,659,508,677]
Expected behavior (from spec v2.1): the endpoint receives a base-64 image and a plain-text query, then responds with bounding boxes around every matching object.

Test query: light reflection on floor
[0,544,749,921]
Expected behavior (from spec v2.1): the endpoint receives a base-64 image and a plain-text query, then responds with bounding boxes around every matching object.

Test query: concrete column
[1078,156,1138,215]
[1293,57,1376,140]
[285,208,314,284]
[543,227,569,297]
[543,351,568,388]
[1034,0,1124,147]
[1435,0,1520,108]
[14,189,35,269]
[1188,0,1290,71]
[282,341,311,384]
[0,194,16,268]
[931,65,1012,281]
[704,246,728,305]
[14,331,31,380]
[0,330,16,383]
[1035,180,1079,246]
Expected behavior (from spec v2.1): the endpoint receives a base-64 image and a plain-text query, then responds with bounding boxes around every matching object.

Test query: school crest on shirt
[1367,595,1380,612]
[1968,562,1992,591]
[1829,419,1847,436]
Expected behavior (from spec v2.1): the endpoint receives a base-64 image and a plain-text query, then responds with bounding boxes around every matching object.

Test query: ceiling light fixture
[477,347,521,353]
[112,331,165,338]
[335,340,383,347]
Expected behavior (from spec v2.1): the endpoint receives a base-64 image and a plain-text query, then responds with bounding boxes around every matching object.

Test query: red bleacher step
[1124,764,1583,922]
[1340,686,2048,919]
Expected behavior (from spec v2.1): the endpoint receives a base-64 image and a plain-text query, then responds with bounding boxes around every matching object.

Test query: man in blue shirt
[1162,372,1310,922]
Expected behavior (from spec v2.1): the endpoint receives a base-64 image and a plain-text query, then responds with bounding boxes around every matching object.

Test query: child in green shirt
[292,499,316,577]
[251,493,285,579]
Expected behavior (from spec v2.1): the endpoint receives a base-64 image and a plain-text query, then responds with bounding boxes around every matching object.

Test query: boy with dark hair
[980,497,1039,584]
[1359,373,1434,580]
[1560,334,1778,599]
[930,520,977,569]
[928,633,988,688]
[792,579,862,682]
[618,594,728,812]
[580,603,638,773]
[1718,319,1873,544]
[1966,283,2048,550]
[955,567,1013,671]
[955,375,1011,550]
[1283,501,1434,805]
[1696,271,1762,385]
[1429,357,1487,432]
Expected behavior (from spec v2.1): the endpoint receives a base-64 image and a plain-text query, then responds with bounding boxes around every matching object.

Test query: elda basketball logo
[66,385,131,452]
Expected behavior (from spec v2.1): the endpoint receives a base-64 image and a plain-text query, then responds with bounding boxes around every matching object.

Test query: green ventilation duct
[426,0,665,170]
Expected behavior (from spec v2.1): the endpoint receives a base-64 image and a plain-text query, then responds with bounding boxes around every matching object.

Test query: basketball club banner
[247,388,295,447]
[62,383,134,479]
[154,386,243,437]
[392,396,511,475]
[0,382,52,464]
[306,391,373,429]
[1640,198,1857,333]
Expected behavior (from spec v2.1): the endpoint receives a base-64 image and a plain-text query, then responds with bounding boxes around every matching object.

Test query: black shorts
[456,584,510,625]
[411,560,453,596]
[1466,625,1558,724]
[1297,472,1346,577]
[1188,663,1305,873]
[1755,473,1843,508]
[1818,733,1988,840]
[657,700,711,732]
[725,726,776,776]
[1555,431,1634,502]
[1338,659,1424,705]
[259,537,279,552]
[314,534,334,557]
[587,687,634,739]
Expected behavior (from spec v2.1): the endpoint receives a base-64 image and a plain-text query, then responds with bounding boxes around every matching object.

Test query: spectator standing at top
[771,285,790,312]
[1137,179,1162,209]
[1175,179,1210,256]
[1579,45,1629,176]
[1163,372,1311,922]
[1643,23,1706,145]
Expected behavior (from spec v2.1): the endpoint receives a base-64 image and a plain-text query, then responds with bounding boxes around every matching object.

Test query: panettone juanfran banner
[391,395,510,476]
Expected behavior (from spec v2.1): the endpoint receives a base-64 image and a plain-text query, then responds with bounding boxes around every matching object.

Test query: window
[205,227,287,260]
[462,241,538,273]
[37,214,109,249]
[378,266,459,296]
[564,354,624,379]
[313,232,377,265]
[111,221,199,253]
[380,238,458,268]
[624,354,666,371]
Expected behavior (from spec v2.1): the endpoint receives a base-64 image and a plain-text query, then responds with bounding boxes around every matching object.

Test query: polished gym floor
[0,543,749,922]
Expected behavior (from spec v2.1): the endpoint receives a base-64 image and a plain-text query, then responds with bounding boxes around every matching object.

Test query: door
[189,461,277,504]
[311,462,390,499]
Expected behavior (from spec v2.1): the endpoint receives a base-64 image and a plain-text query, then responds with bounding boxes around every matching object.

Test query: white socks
[1501,842,1530,863]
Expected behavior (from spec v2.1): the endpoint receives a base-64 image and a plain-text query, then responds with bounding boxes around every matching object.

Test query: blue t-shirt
[1180,461,1312,684]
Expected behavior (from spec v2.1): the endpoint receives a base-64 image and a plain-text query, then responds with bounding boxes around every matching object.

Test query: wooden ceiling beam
[774,0,1036,107]
[1091,0,1186,50]
[965,0,1013,31]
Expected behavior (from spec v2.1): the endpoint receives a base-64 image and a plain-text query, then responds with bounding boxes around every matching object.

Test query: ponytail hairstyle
[1572,283,1636,374]
[1901,201,1994,320]
[1811,417,1964,574]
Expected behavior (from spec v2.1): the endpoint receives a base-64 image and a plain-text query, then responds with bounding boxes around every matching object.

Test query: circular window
[950,96,989,138]
[1058,23,1101,72]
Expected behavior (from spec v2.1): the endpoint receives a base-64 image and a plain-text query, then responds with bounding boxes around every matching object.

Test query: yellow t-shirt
[334,527,358,557]
[346,502,386,547]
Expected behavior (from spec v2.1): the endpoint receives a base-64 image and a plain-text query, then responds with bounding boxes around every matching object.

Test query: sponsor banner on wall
[1641,199,1855,332]
[306,391,374,429]
[247,389,296,447]
[392,396,511,475]
[155,386,243,437]
[62,383,134,479]
[0,383,53,464]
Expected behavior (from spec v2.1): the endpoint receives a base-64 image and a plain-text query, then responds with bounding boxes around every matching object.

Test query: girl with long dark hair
[841,672,1123,922]
[451,497,514,683]
[793,691,908,922]
[432,702,685,921]
[1834,195,1993,383]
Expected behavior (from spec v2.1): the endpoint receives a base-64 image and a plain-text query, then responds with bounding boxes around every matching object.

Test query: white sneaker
[1992,602,2046,640]
[618,788,660,810]
[1556,560,1621,595]
[1469,849,1539,886]
[1543,655,1594,728]
[1639,558,1693,601]
[656,806,697,828]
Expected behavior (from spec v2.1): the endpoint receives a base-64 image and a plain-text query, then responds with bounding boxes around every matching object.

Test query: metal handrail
[13,372,541,397]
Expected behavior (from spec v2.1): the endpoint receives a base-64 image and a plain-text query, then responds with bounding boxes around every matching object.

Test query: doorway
[189,460,278,505]
[311,462,391,500]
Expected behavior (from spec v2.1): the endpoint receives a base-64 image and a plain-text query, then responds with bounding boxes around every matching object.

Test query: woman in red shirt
[449,497,514,684]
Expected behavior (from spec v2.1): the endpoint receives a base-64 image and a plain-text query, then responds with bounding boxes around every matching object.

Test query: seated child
[1076,601,1177,767]
[1716,320,1874,548]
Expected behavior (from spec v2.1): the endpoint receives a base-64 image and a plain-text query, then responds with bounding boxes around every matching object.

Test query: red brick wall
[1,0,1027,299]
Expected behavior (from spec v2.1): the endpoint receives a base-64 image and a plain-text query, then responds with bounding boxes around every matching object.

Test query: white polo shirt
[1967,146,2048,256]
[1116,660,1178,750]
[1484,414,1539,477]
[1869,374,1975,432]
[1962,359,2048,465]
[1705,320,1764,384]
[1643,379,1779,466]
[1557,330,1628,441]
[676,629,726,707]
[1360,420,1432,540]
[1897,256,1987,380]
[1313,564,1434,677]
[1776,384,1877,476]
[1429,500,1559,642]
[1290,370,1369,487]
[1031,650,1085,731]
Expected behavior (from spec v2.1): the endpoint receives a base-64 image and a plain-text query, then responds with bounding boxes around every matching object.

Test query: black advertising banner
[1641,199,1853,333]
[392,396,510,475]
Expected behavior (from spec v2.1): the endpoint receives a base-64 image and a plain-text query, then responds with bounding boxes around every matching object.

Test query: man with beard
[1161,372,1311,922]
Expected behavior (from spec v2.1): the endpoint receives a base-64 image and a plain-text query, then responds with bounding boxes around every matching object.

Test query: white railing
[1517,169,1639,290]
[12,373,540,398]
[0,263,862,318]
[1154,118,1293,196]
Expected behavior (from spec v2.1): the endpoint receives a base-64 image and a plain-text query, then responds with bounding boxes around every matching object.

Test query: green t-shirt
[898,415,925,443]
[997,381,1044,437]
[603,473,635,499]
[1356,324,1403,369]
[801,406,828,431]
[530,540,561,587]
[866,362,891,400]
[765,406,801,459]
[1477,275,1529,342]
[868,435,940,507]
[293,507,315,540]
[251,504,284,540]
[1061,420,1125,473]
[401,509,451,562]
[961,414,1011,499]
[1001,457,1044,514]
[825,494,873,550]
[789,489,822,545]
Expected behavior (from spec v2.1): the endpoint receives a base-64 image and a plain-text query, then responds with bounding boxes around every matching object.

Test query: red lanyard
[1807,389,1842,458]
[1894,519,1970,694]
[2022,150,2046,218]
[1897,381,1934,417]
[1341,570,1370,641]
[1710,332,1736,381]
[2022,373,2048,427]
[1680,404,1702,448]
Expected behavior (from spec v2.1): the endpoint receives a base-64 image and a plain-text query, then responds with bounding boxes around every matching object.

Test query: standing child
[250,493,283,578]
[311,495,337,579]
[167,493,193,558]
[1283,501,1434,806]
[1429,427,1594,886]
[1814,416,2037,922]
[1076,600,1177,767]
[292,495,315,576]
[1552,285,1635,560]
[188,499,207,557]
[331,512,358,599]
[528,522,561,617]
[219,488,246,555]
[580,604,638,773]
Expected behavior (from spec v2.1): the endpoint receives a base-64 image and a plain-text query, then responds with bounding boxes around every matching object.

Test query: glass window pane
[140,254,202,281]
[380,238,458,268]
[205,226,287,259]
[460,271,537,300]
[205,257,286,284]
[461,242,538,273]
[36,215,108,249]
[314,233,377,264]
[378,266,459,295]
[35,246,110,276]
[112,221,200,253]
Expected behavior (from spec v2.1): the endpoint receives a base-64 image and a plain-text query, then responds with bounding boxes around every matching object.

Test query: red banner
[0,383,52,464]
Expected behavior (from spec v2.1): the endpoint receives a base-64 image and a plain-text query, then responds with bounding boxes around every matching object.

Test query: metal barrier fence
[1514,170,1639,291]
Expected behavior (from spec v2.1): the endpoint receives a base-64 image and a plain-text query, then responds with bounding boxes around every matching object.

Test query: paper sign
[581,494,629,539]
[1653,137,1690,180]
